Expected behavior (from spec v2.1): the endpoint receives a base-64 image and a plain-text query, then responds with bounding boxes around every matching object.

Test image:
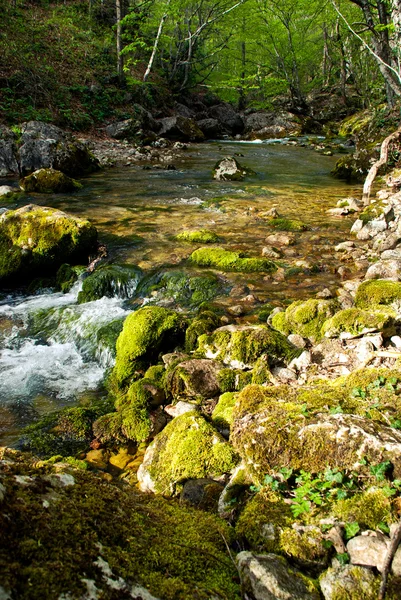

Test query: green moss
[144,365,166,386]
[190,246,277,273]
[252,356,272,385]
[355,279,401,309]
[217,368,237,393]
[197,325,299,368]
[321,307,395,338]
[236,489,294,552]
[185,310,221,352]
[96,317,125,360]
[0,205,97,283]
[19,168,83,193]
[359,201,384,225]
[20,403,112,458]
[331,156,366,182]
[339,111,373,137]
[279,527,328,566]
[332,489,393,530]
[144,411,238,496]
[212,392,237,429]
[272,299,338,342]
[150,270,225,309]
[55,263,81,293]
[112,306,187,388]
[0,448,241,600]
[175,229,220,243]
[267,217,310,232]
[77,264,142,303]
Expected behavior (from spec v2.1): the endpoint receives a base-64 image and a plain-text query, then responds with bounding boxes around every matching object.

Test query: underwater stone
[20,168,82,193]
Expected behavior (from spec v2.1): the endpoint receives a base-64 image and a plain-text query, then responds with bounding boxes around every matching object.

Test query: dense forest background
[1,0,401,130]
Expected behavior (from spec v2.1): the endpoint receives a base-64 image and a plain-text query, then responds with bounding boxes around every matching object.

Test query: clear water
[0,141,361,443]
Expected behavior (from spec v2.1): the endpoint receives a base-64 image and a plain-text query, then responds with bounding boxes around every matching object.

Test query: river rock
[158,116,204,142]
[265,232,296,246]
[19,168,82,193]
[236,552,320,600]
[0,204,97,283]
[208,103,244,135]
[347,532,401,575]
[137,411,237,496]
[244,111,302,139]
[13,121,100,177]
[380,248,401,260]
[165,358,225,400]
[365,259,401,280]
[196,118,222,139]
[319,565,379,600]
[106,106,160,141]
[0,185,15,197]
[213,156,254,181]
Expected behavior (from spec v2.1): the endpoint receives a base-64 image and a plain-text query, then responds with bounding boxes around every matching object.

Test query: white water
[0,281,132,407]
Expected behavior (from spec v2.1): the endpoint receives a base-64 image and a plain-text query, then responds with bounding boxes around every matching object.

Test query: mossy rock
[55,263,80,293]
[185,309,221,352]
[19,401,112,458]
[332,489,393,530]
[0,204,97,283]
[19,168,82,193]
[146,270,226,309]
[77,264,142,304]
[212,392,237,430]
[112,306,187,388]
[190,246,276,273]
[0,448,241,600]
[321,307,396,338]
[359,200,384,225]
[267,217,310,232]
[175,229,220,244]
[320,564,400,600]
[331,155,366,182]
[213,156,255,181]
[231,384,401,482]
[165,358,225,401]
[236,489,294,553]
[339,111,374,138]
[197,324,299,369]
[271,299,338,342]
[355,279,401,309]
[96,317,125,362]
[137,411,238,496]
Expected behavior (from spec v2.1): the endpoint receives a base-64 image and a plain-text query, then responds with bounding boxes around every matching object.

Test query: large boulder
[0,204,97,283]
[77,264,143,304]
[165,358,225,400]
[137,411,238,496]
[208,103,244,135]
[19,168,82,193]
[271,299,339,342]
[105,104,161,141]
[244,111,302,139]
[0,121,100,177]
[196,118,223,139]
[0,447,241,600]
[157,116,204,142]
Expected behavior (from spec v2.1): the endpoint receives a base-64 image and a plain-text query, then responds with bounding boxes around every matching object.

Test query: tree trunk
[143,10,169,82]
[362,126,401,205]
[116,0,124,84]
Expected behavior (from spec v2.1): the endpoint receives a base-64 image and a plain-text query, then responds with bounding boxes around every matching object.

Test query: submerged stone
[190,246,276,273]
[78,264,142,304]
[175,229,220,244]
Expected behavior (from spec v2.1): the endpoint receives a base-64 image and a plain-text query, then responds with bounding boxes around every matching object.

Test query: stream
[0,140,361,444]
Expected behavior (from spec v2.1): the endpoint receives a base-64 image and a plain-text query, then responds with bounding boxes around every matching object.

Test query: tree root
[362,126,401,205]
[378,520,401,600]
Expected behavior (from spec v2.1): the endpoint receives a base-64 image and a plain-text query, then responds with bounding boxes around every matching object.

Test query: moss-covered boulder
[0,448,241,600]
[78,264,142,304]
[165,358,225,401]
[19,168,82,193]
[355,279,401,309]
[0,204,97,283]
[266,217,310,232]
[271,299,338,342]
[112,306,187,388]
[55,263,81,293]
[319,564,399,600]
[190,246,276,273]
[175,229,220,244]
[231,384,401,482]
[137,411,238,496]
[321,307,396,338]
[197,324,299,369]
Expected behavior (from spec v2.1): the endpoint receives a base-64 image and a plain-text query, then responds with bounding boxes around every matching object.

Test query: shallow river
[0,140,361,444]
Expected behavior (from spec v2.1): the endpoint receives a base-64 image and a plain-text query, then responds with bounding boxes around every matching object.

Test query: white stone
[289,351,312,371]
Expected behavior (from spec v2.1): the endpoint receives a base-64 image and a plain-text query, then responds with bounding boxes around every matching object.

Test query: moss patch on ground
[0,448,241,600]
[355,279,401,309]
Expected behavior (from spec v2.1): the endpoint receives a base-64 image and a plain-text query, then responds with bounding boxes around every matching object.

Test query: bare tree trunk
[379,521,401,600]
[116,0,124,84]
[143,8,169,82]
[362,126,401,204]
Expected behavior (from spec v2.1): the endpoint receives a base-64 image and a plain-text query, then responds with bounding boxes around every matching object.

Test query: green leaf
[345,522,360,540]
[370,461,391,481]
[336,552,350,565]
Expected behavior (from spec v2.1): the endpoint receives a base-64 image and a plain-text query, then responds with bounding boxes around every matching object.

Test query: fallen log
[362,126,401,205]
